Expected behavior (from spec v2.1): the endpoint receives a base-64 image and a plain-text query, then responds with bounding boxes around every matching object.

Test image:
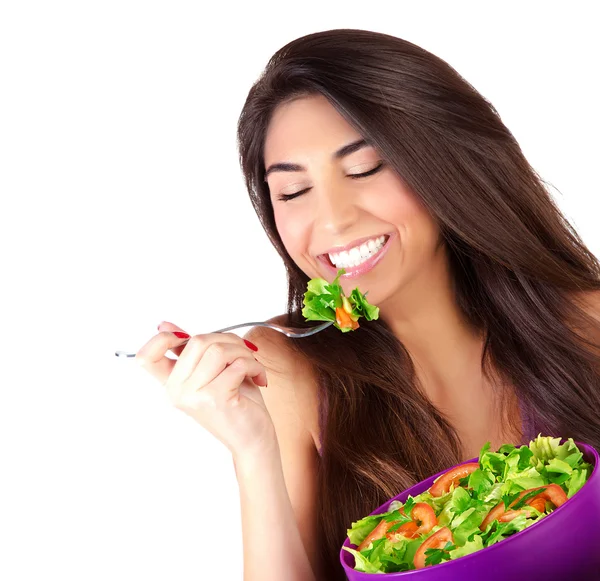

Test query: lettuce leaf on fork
[302,268,380,332]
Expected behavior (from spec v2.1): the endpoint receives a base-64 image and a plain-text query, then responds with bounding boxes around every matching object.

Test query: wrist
[232,438,281,481]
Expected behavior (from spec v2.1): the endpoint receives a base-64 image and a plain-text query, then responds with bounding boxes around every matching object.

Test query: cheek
[273,205,310,257]
[373,180,436,235]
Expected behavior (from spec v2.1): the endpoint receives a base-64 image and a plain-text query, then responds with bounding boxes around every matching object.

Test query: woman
[136,29,600,580]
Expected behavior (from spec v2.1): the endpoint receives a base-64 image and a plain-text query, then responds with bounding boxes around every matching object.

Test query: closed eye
[276,162,385,202]
[348,162,385,180]
[276,188,310,202]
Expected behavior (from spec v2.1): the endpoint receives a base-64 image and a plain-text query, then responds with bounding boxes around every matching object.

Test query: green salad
[302,268,379,332]
[343,435,593,573]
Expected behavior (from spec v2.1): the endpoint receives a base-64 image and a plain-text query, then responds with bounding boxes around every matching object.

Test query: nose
[313,183,358,236]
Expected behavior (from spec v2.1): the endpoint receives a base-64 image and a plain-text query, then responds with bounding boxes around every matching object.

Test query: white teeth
[328,235,388,269]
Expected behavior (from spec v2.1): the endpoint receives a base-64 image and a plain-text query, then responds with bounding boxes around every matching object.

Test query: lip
[317,231,396,280]
[319,234,391,256]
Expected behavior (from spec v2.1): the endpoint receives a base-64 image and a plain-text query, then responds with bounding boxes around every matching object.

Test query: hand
[136,321,276,459]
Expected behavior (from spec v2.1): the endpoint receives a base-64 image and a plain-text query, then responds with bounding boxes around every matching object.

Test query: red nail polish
[244,339,258,351]
[174,332,190,339]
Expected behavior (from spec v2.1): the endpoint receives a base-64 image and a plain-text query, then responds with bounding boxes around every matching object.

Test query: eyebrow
[263,138,370,181]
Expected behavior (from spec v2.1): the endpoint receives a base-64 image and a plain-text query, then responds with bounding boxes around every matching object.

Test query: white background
[1,1,598,580]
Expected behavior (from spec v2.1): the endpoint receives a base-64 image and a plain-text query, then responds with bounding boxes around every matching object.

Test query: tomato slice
[360,502,438,550]
[480,501,506,531]
[411,502,437,535]
[335,307,359,330]
[481,483,568,530]
[528,483,567,508]
[414,527,454,569]
[498,500,543,523]
[385,502,438,541]
[429,462,480,497]
[386,521,419,541]
[357,518,397,551]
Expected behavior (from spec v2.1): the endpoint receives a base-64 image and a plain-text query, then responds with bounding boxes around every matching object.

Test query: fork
[114,320,334,358]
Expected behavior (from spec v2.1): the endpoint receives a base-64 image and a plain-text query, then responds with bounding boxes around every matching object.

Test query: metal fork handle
[213,321,281,334]
[114,320,333,358]
[212,320,332,336]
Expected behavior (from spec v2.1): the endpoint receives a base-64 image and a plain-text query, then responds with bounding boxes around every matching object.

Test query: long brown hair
[236,29,600,579]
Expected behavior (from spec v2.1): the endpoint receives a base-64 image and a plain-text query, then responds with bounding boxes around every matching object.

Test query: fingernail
[244,339,258,352]
[174,332,190,339]
[254,377,267,388]
[136,356,146,366]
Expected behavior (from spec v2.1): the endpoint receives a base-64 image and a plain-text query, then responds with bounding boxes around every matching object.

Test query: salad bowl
[340,439,599,580]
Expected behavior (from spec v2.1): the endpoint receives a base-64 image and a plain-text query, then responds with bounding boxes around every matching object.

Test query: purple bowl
[340,441,600,580]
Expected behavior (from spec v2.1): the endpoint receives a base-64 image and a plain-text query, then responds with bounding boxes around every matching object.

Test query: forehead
[264,94,364,166]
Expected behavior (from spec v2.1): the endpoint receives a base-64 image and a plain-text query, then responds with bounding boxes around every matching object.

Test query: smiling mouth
[320,234,391,270]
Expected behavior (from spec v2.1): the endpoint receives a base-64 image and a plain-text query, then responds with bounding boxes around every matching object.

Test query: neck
[379,244,485,402]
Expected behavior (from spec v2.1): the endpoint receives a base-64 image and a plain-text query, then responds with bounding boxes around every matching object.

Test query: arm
[234,323,326,581]
[234,443,317,581]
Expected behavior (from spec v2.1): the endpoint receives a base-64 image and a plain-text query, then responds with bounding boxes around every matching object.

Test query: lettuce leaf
[449,534,484,559]
[346,514,387,546]
[341,545,385,573]
[302,268,379,331]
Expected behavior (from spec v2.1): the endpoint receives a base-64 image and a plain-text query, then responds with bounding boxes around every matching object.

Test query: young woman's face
[263,94,443,305]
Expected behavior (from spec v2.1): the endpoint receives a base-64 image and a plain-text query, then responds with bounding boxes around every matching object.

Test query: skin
[263,93,520,458]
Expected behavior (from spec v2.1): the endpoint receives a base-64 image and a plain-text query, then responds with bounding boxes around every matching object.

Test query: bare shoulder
[243,314,321,450]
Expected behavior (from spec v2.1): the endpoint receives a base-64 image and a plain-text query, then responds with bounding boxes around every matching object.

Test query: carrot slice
[335,307,359,330]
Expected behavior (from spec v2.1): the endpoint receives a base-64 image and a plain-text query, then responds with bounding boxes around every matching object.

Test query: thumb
[157,321,185,333]
[157,321,189,357]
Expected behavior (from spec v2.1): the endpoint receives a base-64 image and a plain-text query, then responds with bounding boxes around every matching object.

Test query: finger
[136,331,241,386]
[189,343,267,389]
[135,331,189,385]
[184,355,267,409]
[157,321,188,357]
[170,339,266,393]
